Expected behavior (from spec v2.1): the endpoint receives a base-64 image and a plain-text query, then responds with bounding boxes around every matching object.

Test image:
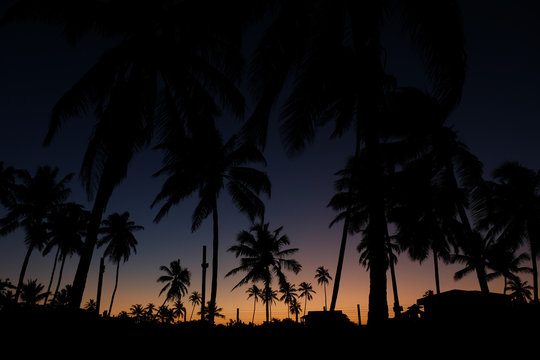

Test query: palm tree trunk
[108,262,120,316]
[433,248,441,294]
[70,180,113,309]
[14,243,34,303]
[265,284,270,323]
[388,249,401,318]
[323,283,327,311]
[529,237,539,302]
[330,214,350,312]
[252,298,256,324]
[44,247,60,305]
[52,253,67,303]
[208,197,219,324]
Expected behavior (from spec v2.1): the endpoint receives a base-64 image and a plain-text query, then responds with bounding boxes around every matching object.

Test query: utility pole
[201,245,208,321]
[96,257,105,316]
[357,304,361,326]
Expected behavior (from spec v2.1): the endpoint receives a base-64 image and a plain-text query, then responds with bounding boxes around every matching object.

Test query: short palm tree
[314,266,332,311]
[144,303,156,322]
[507,277,534,304]
[20,279,47,306]
[97,211,142,316]
[153,130,271,324]
[246,284,262,324]
[157,259,191,309]
[289,298,302,323]
[298,282,316,317]
[279,282,298,319]
[188,291,202,321]
[485,244,531,294]
[226,223,301,323]
[0,165,73,303]
[172,299,187,323]
[129,304,145,322]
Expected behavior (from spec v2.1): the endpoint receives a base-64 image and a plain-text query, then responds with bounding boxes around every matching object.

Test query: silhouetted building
[303,310,354,328]
[417,289,510,324]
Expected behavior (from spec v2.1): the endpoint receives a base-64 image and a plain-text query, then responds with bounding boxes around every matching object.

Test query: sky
[1,1,539,325]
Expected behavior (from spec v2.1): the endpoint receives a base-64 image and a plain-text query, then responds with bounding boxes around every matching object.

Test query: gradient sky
[1,1,539,324]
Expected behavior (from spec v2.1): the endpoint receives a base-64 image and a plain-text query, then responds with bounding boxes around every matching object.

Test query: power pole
[201,245,208,321]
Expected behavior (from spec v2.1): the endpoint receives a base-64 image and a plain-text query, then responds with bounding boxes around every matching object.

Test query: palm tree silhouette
[226,223,301,323]
[157,259,191,312]
[289,298,302,323]
[20,279,47,306]
[507,277,534,304]
[42,202,87,305]
[153,130,271,324]
[144,303,156,322]
[3,1,247,309]
[188,291,202,321]
[298,282,316,318]
[0,166,73,303]
[483,162,540,302]
[279,282,298,319]
[172,299,187,323]
[245,1,466,326]
[129,304,145,323]
[261,288,278,321]
[486,243,531,294]
[452,231,493,289]
[314,266,332,311]
[97,211,142,316]
[245,284,262,324]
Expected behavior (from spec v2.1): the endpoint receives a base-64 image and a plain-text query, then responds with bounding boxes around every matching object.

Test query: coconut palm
[144,303,156,322]
[42,203,88,305]
[261,288,278,320]
[129,304,145,322]
[172,299,187,323]
[153,130,271,324]
[188,291,202,321]
[279,282,298,319]
[2,0,247,309]
[0,165,73,303]
[452,231,493,289]
[314,266,332,311]
[298,282,316,317]
[485,243,531,295]
[507,277,534,304]
[157,259,191,309]
[289,298,302,323]
[226,223,301,323]
[245,0,466,326]
[20,279,48,306]
[97,211,142,316]
[246,284,262,324]
[483,162,540,302]
[84,299,97,312]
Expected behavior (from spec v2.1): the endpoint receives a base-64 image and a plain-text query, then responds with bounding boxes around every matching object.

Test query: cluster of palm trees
[0,162,144,315]
[1,0,538,327]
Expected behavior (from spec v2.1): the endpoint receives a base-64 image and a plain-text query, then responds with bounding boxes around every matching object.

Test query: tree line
[0,1,538,327]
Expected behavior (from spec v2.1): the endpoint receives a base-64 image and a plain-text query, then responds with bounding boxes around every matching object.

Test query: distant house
[416,289,510,323]
[303,310,354,327]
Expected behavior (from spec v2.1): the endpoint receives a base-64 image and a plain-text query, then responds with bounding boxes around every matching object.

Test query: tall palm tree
[2,0,247,309]
[483,162,540,302]
[188,291,202,321]
[42,202,87,305]
[0,166,73,303]
[452,231,493,289]
[226,223,301,323]
[314,266,332,311]
[153,130,271,324]
[289,298,302,323]
[279,282,298,319]
[298,282,316,317]
[157,259,191,310]
[261,288,278,320]
[246,284,262,324]
[97,211,142,316]
[245,1,466,326]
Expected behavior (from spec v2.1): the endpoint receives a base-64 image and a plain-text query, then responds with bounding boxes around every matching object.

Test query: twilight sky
[1,1,539,324]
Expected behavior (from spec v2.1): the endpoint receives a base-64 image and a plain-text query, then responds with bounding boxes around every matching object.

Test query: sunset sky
[1,1,539,324]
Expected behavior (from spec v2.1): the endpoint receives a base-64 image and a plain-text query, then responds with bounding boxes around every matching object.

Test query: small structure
[303,310,354,328]
[416,289,510,324]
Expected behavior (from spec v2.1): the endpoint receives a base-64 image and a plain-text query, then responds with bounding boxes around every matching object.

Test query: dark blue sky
[0,1,539,322]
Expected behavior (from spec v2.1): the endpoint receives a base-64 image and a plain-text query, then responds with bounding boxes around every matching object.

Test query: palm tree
[199,301,225,322]
[188,291,202,321]
[485,243,531,294]
[129,304,145,322]
[261,288,278,320]
[507,277,534,304]
[157,259,191,310]
[153,130,271,324]
[144,303,156,322]
[289,298,302,323]
[483,162,540,302]
[0,165,73,303]
[172,299,187,323]
[97,211,142,316]
[20,279,48,306]
[42,202,87,305]
[3,0,247,309]
[245,1,466,326]
[84,299,97,312]
[298,282,316,317]
[452,231,493,289]
[314,266,332,311]
[246,284,262,324]
[279,282,298,319]
[226,223,301,323]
